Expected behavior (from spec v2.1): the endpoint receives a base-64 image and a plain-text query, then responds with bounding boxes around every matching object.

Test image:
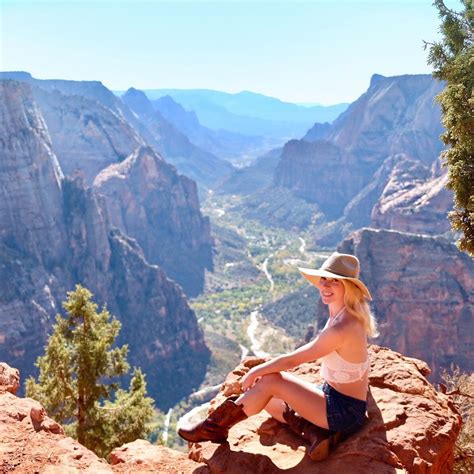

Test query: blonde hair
[341,280,379,338]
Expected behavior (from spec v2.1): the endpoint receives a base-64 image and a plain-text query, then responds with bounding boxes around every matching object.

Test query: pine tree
[26,285,155,458]
[426,0,474,256]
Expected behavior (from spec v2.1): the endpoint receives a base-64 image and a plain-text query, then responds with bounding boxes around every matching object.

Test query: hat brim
[298,267,372,301]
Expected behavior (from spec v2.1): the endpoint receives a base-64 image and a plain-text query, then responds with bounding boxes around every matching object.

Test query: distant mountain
[94,145,213,297]
[122,88,234,188]
[214,147,282,195]
[234,74,451,244]
[0,80,210,408]
[153,95,281,166]
[140,88,348,138]
[0,72,217,297]
[0,72,234,189]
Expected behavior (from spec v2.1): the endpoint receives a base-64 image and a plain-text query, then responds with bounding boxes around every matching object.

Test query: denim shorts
[321,382,368,434]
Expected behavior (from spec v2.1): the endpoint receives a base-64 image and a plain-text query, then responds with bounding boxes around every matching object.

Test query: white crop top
[320,308,370,384]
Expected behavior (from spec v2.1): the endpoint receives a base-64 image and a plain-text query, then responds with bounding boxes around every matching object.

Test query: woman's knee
[259,372,283,389]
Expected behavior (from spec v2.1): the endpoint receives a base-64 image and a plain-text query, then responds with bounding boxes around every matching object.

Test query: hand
[241,367,263,392]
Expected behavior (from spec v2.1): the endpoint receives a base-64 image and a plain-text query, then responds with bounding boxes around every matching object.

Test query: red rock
[187,346,461,473]
[109,439,207,473]
[338,228,473,380]
[0,362,19,394]
[0,355,462,473]
[0,378,109,472]
[0,363,206,473]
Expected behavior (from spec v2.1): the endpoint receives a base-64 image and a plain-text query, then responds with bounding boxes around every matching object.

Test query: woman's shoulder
[336,311,365,335]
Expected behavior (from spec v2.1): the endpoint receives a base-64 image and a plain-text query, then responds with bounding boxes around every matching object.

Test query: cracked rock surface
[0,362,206,473]
[187,345,461,473]
[0,346,462,473]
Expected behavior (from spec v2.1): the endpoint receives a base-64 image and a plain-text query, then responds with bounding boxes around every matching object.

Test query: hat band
[321,265,359,279]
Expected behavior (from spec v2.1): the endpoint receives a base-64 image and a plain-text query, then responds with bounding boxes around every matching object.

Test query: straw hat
[298,252,372,300]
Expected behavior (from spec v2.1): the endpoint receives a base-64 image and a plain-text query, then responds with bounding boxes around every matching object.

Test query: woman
[178,252,378,461]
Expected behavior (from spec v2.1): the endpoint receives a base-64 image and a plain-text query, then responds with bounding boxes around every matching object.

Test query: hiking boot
[178,396,248,443]
[282,402,342,461]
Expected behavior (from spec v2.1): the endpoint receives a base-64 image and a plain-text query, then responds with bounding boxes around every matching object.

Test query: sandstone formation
[0,74,216,297]
[94,145,213,296]
[110,439,207,473]
[1,344,461,473]
[0,363,20,394]
[0,363,207,473]
[187,347,461,473]
[33,86,145,184]
[0,80,210,408]
[122,87,234,188]
[314,154,453,246]
[0,363,112,473]
[0,72,145,184]
[336,228,473,380]
[244,74,450,243]
[326,74,444,165]
[274,75,444,215]
[371,164,452,235]
[0,72,234,189]
[274,139,359,217]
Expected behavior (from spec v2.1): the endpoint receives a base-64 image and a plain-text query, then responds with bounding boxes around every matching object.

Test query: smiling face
[318,276,345,306]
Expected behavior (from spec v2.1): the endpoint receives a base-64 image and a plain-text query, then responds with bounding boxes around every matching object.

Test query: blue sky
[0,1,461,104]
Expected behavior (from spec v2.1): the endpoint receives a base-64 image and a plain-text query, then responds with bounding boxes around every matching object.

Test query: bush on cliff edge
[441,365,474,473]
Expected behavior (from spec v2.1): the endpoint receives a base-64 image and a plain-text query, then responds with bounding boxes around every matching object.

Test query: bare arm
[241,324,346,390]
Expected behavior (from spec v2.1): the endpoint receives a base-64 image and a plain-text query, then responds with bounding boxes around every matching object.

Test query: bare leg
[264,397,287,423]
[235,371,329,429]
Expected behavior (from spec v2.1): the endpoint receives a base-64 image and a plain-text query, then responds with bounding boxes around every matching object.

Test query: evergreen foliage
[426,0,474,256]
[25,285,155,458]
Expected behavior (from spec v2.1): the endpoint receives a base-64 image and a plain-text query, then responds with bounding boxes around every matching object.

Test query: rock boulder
[0,363,206,473]
[187,346,461,473]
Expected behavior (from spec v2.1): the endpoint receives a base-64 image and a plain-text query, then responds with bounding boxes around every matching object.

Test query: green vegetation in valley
[426,0,474,256]
[261,285,321,340]
[197,192,327,352]
[25,285,155,458]
[138,192,333,452]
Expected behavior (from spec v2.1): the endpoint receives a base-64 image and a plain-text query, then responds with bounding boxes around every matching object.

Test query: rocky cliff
[0,363,206,473]
[33,86,145,184]
[248,74,450,242]
[122,88,234,188]
[274,139,363,217]
[371,160,452,235]
[186,347,461,473]
[326,74,444,165]
[0,347,462,472]
[0,72,145,185]
[314,154,453,246]
[0,72,234,189]
[0,80,210,408]
[336,228,473,380]
[94,145,213,297]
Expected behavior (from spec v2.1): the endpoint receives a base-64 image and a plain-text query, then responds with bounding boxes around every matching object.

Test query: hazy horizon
[1,0,462,104]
